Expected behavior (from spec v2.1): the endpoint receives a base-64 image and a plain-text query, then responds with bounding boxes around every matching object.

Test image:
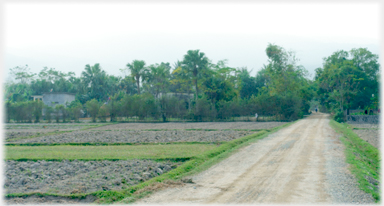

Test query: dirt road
[136,113,374,204]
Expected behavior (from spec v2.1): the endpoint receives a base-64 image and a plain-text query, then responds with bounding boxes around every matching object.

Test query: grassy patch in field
[330,120,380,202]
[5,144,216,161]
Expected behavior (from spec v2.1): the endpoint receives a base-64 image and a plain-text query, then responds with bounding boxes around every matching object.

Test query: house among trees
[41,92,75,107]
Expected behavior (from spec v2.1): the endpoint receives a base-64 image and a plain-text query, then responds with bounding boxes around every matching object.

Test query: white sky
[2,2,382,81]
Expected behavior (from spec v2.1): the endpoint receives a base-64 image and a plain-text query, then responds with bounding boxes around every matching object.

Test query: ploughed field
[4,121,281,204]
[348,123,381,150]
[5,123,109,141]
[88,122,286,130]
[7,130,254,144]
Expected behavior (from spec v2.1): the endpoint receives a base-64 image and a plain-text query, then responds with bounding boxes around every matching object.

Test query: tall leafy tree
[181,50,209,100]
[145,62,171,98]
[126,60,147,95]
[81,63,109,101]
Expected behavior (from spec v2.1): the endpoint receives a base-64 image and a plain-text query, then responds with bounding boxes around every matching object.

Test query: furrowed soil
[349,123,380,150]
[136,113,375,204]
[7,130,255,144]
[88,122,286,130]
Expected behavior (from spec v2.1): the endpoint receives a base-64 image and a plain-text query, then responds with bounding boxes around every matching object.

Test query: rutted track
[136,113,375,204]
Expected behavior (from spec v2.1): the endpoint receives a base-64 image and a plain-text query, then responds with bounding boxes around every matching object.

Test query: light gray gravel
[4,159,180,195]
[8,130,256,144]
[324,133,375,204]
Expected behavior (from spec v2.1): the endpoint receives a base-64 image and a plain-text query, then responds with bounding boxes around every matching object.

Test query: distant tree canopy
[4,45,380,123]
[315,48,380,120]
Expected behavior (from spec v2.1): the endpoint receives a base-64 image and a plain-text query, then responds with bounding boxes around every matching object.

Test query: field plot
[89,122,286,130]
[7,130,255,144]
[348,123,380,150]
[6,144,216,160]
[4,121,280,204]
[4,160,180,195]
[5,123,109,141]
[348,123,380,129]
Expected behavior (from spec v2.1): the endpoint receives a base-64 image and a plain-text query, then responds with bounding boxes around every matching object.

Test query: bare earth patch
[8,130,256,144]
[348,123,380,129]
[353,129,380,150]
[4,160,180,195]
[89,122,286,130]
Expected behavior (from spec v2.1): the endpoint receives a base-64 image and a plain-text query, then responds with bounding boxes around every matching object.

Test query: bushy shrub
[333,110,345,123]
[86,99,100,122]
[98,104,109,122]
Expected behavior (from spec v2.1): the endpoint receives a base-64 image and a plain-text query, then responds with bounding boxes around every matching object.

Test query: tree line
[4,44,380,123]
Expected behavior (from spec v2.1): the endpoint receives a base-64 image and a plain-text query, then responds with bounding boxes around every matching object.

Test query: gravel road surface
[136,113,375,204]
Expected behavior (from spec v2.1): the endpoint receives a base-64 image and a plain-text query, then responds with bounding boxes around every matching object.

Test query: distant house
[42,92,75,107]
[31,95,43,101]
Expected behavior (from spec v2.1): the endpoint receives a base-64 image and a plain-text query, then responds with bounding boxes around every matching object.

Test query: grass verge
[330,120,380,202]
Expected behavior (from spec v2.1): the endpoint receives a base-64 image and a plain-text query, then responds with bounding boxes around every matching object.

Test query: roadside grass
[5,121,295,204]
[5,144,216,161]
[330,120,380,202]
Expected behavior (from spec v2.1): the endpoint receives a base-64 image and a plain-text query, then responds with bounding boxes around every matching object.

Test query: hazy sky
[3,2,382,82]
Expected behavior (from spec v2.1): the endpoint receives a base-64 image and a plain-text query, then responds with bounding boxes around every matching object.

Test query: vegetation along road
[137,113,375,204]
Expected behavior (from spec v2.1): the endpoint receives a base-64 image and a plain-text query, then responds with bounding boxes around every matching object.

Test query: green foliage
[68,101,83,122]
[54,104,64,123]
[316,48,380,113]
[86,99,100,122]
[181,50,209,100]
[333,109,345,123]
[126,60,147,95]
[98,104,109,122]
[44,105,54,123]
[32,100,44,123]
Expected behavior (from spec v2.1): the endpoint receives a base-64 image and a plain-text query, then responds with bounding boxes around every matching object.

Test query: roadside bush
[333,109,345,123]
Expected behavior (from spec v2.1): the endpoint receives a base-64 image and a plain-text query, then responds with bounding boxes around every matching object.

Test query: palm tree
[146,63,171,98]
[126,60,147,95]
[81,63,107,101]
[181,50,209,100]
